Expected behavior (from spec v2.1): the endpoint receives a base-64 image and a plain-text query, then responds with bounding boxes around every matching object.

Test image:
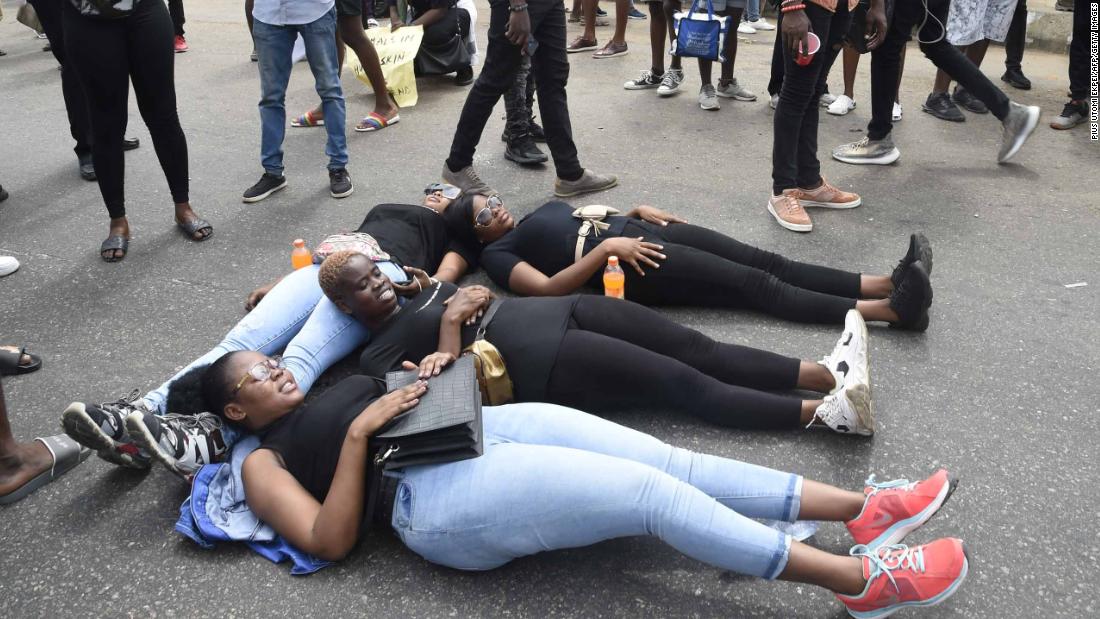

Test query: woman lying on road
[60,195,477,478]
[329,252,874,435]
[435,195,934,330]
[166,350,969,618]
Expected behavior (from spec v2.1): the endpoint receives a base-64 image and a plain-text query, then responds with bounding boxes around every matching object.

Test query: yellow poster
[348,25,424,108]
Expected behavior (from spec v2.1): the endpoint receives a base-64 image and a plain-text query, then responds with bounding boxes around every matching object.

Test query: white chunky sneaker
[809,383,873,436]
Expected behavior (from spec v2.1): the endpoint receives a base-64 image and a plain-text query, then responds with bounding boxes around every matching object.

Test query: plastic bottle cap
[608,256,619,266]
[293,239,305,248]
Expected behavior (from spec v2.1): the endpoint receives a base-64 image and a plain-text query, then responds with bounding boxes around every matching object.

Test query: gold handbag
[462,301,514,405]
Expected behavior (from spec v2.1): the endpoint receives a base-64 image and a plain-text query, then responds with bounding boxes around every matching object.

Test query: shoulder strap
[475,300,503,341]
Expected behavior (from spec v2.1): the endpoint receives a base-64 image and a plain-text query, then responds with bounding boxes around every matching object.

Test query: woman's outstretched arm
[508,237,666,296]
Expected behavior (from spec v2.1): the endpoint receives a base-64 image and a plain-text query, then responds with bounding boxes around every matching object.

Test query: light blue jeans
[744,0,760,22]
[253,9,347,174]
[392,403,802,579]
[141,264,374,443]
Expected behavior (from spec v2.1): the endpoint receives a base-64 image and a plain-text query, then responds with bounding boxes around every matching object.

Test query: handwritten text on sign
[348,26,425,108]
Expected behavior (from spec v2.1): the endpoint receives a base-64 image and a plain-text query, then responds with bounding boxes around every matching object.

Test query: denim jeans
[446,0,583,180]
[141,264,371,442]
[392,403,801,577]
[866,0,1011,140]
[744,0,760,22]
[253,9,347,174]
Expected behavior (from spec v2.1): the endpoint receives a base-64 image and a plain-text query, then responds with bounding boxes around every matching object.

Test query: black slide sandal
[0,345,42,376]
[100,235,129,262]
[177,218,213,242]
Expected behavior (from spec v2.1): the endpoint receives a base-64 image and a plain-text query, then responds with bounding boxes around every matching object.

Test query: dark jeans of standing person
[168,0,186,37]
[1003,0,1026,73]
[446,0,583,181]
[771,3,851,194]
[766,25,838,99]
[546,296,803,429]
[62,0,189,219]
[1068,0,1089,100]
[609,221,860,323]
[504,55,537,137]
[866,0,1011,141]
[27,0,91,159]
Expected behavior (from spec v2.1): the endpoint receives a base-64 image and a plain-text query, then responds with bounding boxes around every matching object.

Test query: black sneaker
[1000,68,1031,90]
[329,167,354,198]
[78,153,96,181]
[921,92,965,122]
[242,172,288,203]
[125,412,228,482]
[455,66,474,86]
[890,233,933,289]
[528,118,546,142]
[122,137,141,151]
[952,85,989,114]
[888,261,933,332]
[61,396,151,469]
[505,134,549,165]
[0,184,8,203]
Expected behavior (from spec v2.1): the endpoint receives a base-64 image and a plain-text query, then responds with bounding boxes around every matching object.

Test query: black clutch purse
[373,354,484,471]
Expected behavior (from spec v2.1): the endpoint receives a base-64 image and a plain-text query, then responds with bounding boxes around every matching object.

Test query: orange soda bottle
[603,255,625,299]
[291,239,312,270]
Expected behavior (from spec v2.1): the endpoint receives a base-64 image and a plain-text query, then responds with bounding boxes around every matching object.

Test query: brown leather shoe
[767,190,813,232]
[567,36,599,53]
[593,41,628,59]
[797,177,862,209]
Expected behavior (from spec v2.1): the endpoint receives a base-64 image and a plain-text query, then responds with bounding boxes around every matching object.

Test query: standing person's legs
[1002,0,1028,85]
[168,0,185,37]
[922,0,1010,120]
[125,0,210,240]
[28,0,92,160]
[338,14,398,119]
[767,18,784,96]
[593,0,630,55]
[63,3,131,257]
[253,20,297,176]
[503,55,534,139]
[531,0,587,181]
[298,10,348,172]
[1067,0,1088,101]
[0,377,59,501]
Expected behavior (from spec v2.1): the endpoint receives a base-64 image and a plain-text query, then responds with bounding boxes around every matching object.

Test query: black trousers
[1004,0,1026,72]
[767,24,838,98]
[63,0,189,219]
[610,221,860,323]
[1068,0,1089,100]
[771,3,851,194]
[867,0,1011,140]
[446,0,582,180]
[27,0,92,158]
[168,0,186,37]
[546,296,804,430]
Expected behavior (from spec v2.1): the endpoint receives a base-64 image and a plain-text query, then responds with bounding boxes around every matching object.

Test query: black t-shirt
[359,282,579,401]
[259,375,384,502]
[480,201,630,292]
[356,204,479,274]
[390,0,455,17]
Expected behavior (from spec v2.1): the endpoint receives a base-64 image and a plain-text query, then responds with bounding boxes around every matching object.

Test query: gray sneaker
[1050,100,1087,130]
[554,170,618,198]
[441,163,497,197]
[998,101,1040,163]
[832,136,901,166]
[716,78,757,101]
[698,84,720,110]
[657,68,684,96]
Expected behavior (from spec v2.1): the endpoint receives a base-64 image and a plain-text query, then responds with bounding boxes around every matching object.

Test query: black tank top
[259,376,385,502]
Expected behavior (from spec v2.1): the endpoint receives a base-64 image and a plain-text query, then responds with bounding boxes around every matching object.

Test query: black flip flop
[0,345,42,376]
[100,235,129,262]
[177,217,213,242]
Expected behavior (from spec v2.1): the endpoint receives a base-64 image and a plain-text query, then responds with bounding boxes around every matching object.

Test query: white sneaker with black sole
[242,172,288,203]
[809,382,873,436]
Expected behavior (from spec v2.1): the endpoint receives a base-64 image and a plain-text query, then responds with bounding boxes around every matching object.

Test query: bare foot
[0,441,53,497]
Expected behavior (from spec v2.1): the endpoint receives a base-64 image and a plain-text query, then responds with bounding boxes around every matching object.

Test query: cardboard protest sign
[348,25,424,108]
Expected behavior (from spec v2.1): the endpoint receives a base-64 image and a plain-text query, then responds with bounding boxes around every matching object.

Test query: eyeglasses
[474,195,504,227]
[424,183,462,200]
[231,356,285,399]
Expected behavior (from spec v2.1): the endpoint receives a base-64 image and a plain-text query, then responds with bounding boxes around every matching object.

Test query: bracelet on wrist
[781,3,806,11]
[509,3,529,12]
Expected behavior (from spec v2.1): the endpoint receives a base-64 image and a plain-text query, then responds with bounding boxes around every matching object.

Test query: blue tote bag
[671,0,730,63]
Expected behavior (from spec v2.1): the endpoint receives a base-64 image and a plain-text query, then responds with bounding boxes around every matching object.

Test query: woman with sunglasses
[322,251,874,436]
[60,187,478,478]
[153,350,968,618]
[437,196,935,331]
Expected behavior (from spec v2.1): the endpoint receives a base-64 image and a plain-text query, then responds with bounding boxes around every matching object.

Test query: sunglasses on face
[424,183,462,200]
[474,195,504,227]
[231,356,285,399]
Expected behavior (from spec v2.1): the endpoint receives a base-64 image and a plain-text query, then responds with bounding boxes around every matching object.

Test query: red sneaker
[847,469,957,549]
[174,35,189,53]
[838,538,968,619]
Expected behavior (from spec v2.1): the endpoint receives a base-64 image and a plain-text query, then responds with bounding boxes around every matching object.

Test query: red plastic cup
[795,32,821,66]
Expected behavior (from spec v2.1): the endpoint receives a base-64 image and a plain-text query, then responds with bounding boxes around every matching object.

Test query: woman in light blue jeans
[171,353,967,617]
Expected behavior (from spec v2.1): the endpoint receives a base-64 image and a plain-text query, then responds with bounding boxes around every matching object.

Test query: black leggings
[63,0,189,219]
[611,221,861,324]
[546,296,804,430]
